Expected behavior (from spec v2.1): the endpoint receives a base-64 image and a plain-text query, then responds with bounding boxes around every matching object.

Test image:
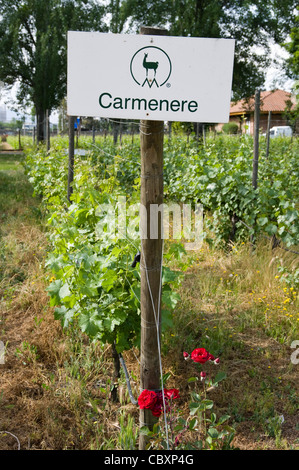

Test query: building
[217,89,297,135]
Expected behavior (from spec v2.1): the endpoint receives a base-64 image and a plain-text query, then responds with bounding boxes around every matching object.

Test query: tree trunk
[36,107,45,144]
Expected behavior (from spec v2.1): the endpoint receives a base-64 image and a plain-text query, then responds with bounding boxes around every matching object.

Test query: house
[216,89,296,135]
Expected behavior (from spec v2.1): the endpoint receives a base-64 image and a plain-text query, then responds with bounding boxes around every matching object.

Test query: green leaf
[213,371,227,385]
[265,223,278,235]
[161,308,173,330]
[162,267,178,284]
[78,310,103,337]
[162,290,180,309]
[59,282,71,299]
[258,217,268,226]
[139,426,153,436]
[202,399,214,409]
[46,279,63,305]
[100,269,118,291]
[54,306,75,328]
[217,414,230,425]
[189,418,198,430]
[189,403,200,415]
[208,427,219,439]
[187,376,198,383]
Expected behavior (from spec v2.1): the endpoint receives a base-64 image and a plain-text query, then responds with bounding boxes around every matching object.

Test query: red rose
[138,390,157,409]
[164,388,180,400]
[150,402,163,417]
[191,348,210,364]
[138,388,180,417]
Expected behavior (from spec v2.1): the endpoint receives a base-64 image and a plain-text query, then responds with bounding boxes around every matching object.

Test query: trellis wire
[140,236,169,450]
[117,229,169,448]
[0,431,20,450]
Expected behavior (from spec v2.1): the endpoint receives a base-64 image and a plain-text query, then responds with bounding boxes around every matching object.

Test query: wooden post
[252,89,260,190]
[45,109,50,151]
[18,128,21,150]
[251,89,260,245]
[266,110,271,159]
[168,121,172,142]
[67,116,75,203]
[139,25,167,451]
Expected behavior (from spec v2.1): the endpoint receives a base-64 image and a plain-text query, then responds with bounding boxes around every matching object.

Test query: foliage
[222,122,239,134]
[283,6,299,79]
[163,134,299,249]
[140,352,235,450]
[24,140,183,353]
[109,0,298,99]
[0,0,107,142]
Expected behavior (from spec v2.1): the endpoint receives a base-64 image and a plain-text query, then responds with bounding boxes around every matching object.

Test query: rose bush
[184,347,219,365]
[138,388,180,418]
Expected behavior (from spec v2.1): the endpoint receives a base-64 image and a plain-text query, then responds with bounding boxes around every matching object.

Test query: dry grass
[163,239,299,449]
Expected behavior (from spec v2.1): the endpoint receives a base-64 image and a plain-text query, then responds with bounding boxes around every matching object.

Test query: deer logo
[130,46,172,89]
[143,53,159,77]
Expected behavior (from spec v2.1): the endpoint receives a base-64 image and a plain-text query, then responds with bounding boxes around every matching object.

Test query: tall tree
[283,6,299,79]
[0,0,107,143]
[108,0,298,99]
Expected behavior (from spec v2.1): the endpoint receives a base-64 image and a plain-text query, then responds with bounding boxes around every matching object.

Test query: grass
[0,151,298,450]
[162,238,299,449]
[0,154,140,450]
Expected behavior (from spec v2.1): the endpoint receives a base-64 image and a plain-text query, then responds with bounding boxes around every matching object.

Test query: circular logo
[130,46,172,88]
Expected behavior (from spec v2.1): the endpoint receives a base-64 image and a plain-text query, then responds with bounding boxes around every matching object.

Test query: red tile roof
[230,89,295,115]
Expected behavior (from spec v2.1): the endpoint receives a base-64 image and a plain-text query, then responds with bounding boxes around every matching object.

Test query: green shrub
[222,122,239,134]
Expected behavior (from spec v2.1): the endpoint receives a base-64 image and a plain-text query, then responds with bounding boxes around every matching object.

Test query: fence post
[67,116,75,203]
[251,89,260,244]
[266,110,271,159]
[139,25,167,451]
[252,89,260,190]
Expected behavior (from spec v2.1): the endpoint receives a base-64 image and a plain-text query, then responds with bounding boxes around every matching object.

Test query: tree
[283,6,299,79]
[282,7,299,133]
[0,0,107,143]
[108,0,298,100]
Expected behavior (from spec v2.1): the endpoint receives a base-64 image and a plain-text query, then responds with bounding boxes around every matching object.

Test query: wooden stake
[46,109,50,151]
[251,89,260,245]
[67,115,75,203]
[266,110,271,159]
[139,25,167,451]
[252,89,260,190]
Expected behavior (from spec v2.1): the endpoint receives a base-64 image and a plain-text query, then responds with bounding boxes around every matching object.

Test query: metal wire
[140,237,169,449]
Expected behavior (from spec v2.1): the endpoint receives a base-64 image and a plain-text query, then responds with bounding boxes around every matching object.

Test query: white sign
[67,31,235,123]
